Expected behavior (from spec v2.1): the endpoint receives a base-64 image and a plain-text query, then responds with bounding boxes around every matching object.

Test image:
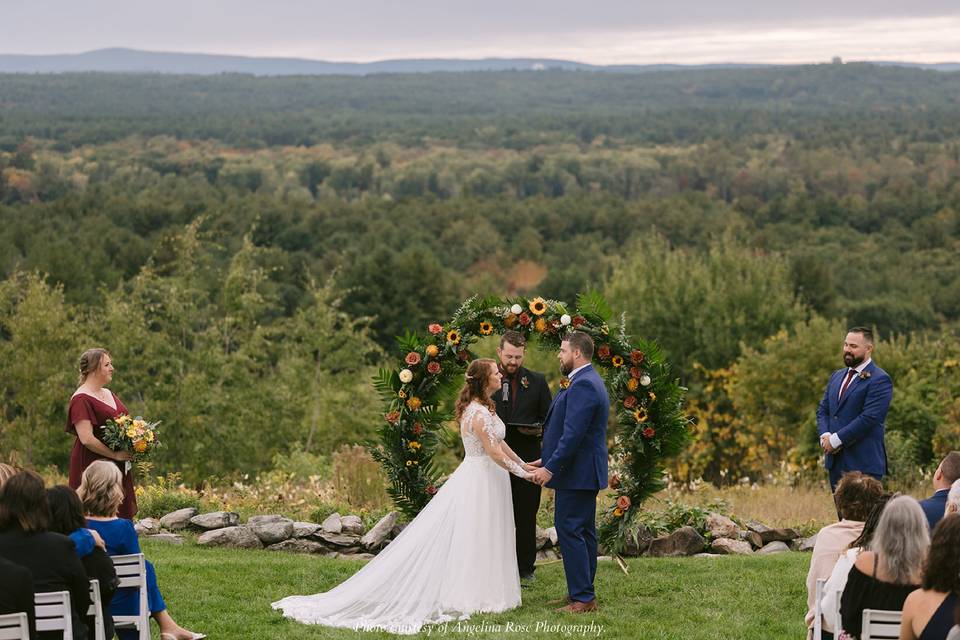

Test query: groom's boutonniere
[859,371,872,381]
[559,377,571,390]
[521,376,530,389]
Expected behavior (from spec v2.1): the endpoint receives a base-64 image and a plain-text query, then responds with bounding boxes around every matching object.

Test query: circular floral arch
[369,293,688,555]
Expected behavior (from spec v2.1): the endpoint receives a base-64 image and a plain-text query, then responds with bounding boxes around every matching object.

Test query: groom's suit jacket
[541,364,609,491]
[816,360,892,479]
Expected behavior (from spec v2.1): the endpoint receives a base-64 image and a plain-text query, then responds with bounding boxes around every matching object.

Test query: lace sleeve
[471,411,530,479]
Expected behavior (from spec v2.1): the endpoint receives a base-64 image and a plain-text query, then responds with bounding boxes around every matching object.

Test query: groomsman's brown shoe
[548,595,573,606]
[556,599,598,613]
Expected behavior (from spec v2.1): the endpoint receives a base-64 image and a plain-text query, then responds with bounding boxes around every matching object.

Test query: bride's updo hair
[455,358,496,421]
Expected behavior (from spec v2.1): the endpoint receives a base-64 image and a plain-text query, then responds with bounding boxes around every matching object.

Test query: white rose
[560,314,572,326]
[399,369,413,384]
[510,303,523,315]
[640,374,652,387]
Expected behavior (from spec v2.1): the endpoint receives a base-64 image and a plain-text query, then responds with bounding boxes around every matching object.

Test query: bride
[273,358,536,634]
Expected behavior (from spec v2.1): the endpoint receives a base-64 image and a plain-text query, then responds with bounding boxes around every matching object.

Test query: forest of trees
[1,65,958,485]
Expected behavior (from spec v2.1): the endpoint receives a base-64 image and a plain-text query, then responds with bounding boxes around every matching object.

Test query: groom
[530,331,609,613]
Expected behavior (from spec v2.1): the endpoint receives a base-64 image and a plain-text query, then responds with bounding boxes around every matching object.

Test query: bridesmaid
[66,348,138,519]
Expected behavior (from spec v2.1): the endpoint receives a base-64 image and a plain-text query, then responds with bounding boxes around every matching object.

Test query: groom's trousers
[554,488,599,603]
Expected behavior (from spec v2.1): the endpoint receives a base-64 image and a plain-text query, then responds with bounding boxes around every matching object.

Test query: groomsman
[816,327,893,492]
[494,330,552,585]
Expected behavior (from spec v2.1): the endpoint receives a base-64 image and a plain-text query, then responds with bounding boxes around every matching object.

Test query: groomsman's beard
[559,360,574,376]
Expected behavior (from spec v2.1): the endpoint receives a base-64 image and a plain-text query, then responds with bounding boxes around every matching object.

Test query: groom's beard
[843,352,864,367]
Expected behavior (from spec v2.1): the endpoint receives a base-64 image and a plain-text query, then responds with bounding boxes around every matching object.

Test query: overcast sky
[2,1,958,64]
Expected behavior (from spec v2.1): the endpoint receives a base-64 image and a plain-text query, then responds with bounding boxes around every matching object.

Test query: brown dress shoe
[548,595,573,606]
[556,599,598,613]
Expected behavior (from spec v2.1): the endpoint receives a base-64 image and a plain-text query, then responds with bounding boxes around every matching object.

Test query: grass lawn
[141,537,810,640]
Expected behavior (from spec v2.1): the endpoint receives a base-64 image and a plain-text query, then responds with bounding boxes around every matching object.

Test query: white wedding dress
[272,400,526,634]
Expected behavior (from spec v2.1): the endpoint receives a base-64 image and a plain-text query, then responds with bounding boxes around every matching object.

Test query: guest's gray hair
[870,495,930,585]
[946,479,960,516]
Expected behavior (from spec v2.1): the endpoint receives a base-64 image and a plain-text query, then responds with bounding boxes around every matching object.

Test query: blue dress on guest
[85,518,166,636]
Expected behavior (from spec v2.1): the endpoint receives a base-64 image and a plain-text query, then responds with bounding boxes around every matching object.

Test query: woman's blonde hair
[0,463,17,489]
[870,495,930,585]
[77,460,124,517]
[454,359,496,421]
[78,348,111,385]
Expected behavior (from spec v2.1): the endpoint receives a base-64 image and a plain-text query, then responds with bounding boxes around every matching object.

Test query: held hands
[88,529,106,551]
[529,467,553,486]
[113,450,135,462]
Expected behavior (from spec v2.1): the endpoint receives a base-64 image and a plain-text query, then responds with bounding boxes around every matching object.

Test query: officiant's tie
[838,369,858,400]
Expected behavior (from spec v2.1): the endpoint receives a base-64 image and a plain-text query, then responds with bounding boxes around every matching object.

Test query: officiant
[494,330,552,585]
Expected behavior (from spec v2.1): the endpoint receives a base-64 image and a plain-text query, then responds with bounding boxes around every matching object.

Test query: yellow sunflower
[479,322,493,335]
[634,408,648,423]
[447,329,461,345]
[611,355,624,368]
[529,297,548,316]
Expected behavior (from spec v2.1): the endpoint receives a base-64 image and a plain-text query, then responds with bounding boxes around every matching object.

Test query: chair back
[111,553,150,640]
[34,590,74,640]
[88,578,107,640]
[861,608,902,640]
[0,612,30,640]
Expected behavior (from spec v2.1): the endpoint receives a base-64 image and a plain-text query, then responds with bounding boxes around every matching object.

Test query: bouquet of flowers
[102,414,162,472]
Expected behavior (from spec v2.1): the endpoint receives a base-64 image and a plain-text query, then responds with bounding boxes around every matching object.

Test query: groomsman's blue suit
[816,360,893,490]
[541,364,609,604]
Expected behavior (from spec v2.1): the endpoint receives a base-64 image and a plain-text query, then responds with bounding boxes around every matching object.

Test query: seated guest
[945,479,960,518]
[920,452,960,530]
[806,472,884,639]
[0,470,91,640]
[0,463,16,486]
[47,485,118,640]
[78,461,205,640]
[900,515,960,640]
[840,495,927,639]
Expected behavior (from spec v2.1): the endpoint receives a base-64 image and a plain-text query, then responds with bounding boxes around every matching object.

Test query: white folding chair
[34,590,73,640]
[0,612,30,640]
[111,553,150,640]
[861,609,902,640]
[88,579,106,640]
[813,578,825,640]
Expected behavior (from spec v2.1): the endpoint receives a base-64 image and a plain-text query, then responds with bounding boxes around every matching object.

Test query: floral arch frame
[369,293,688,555]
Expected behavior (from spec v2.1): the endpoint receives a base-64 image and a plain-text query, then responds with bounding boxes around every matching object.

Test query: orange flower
[534,318,548,333]
[412,422,424,436]
[613,507,624,517]
[611,355,624,368]
[479,321,494,335]
[627,378,639,392]
[597,345,611,360]
[385,410,401,424]
[425,344,439,357]
[529,297,547,316]
[623,395,638,409]
[630,349,645,365]
[406,396,423,411]
[630,366,643,379]
[133,440,148,453]
[616,495,631,510]
[505,313,518,328]
[559,377,571,389]
[572,315,586,328]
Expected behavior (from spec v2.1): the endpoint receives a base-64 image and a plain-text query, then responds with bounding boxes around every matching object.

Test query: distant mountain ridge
[1,47,956,75]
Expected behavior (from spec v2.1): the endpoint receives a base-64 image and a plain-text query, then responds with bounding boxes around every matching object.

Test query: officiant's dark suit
[495,361,551,580]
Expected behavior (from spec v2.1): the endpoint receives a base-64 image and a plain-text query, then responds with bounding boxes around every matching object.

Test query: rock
[546,527,558,547]
[340,515,365,535]
[710,538,754,555]
[197,526,262,549]
[266,539,336,555]
[746,520,772,535]
[361,512,398,551]
[312,531,363,547]
[190,511,239,530]
[292,522,321,538]
[335,546,365,555]
[536,526,549,550]
[159,508,198,531]
[390,522,407,539]
[134,518,161,536]
[705,513,739,540]
[796,535,818,552]
[148,533,184,545]
[249,517,295,544]
[536,549,561,562]
[248,514,285,525]
[759,528,799,545]
[646,526,706,557]
[350,553,376,561]
[739,530,764,549]
[320,513,342,534]
[622,524,653,557]
[758,541,791,555]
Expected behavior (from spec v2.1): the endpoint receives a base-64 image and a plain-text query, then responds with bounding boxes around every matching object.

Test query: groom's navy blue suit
[541,364,608,604]
[816,360,893,490]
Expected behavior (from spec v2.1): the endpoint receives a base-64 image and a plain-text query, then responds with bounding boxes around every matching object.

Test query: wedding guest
[0,470,91,640]
[946,479,960,517]
[67,348,138,519]
[820,493,893,638]
[900,515,960,640]
[805,472,884,639]
[919,452,960,529]
[840,495,927,639]
[0,463,16,486]
[79,461,204,640]
[47,485,118,640]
